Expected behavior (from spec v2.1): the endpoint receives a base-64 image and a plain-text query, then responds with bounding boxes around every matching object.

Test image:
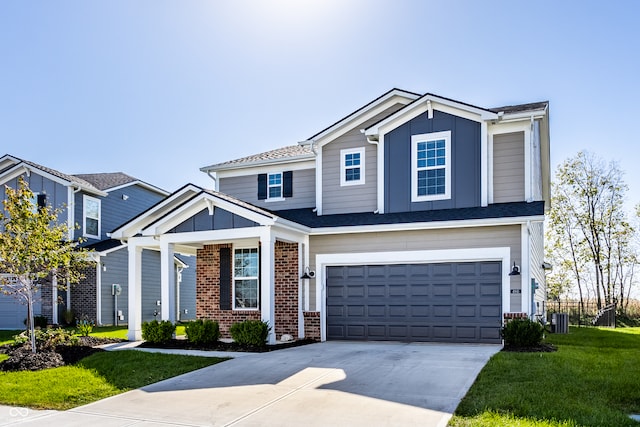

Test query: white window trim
[266,172,285,202]
[411,130,452,202]
[82,195,101,239]
[340,147,365,187]
[232,246,260,311]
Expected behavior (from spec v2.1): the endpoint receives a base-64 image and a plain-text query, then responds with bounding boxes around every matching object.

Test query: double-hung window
[83,195,101,239]
[268,173,283,200]
[411,131,451,202]
[340,147,365,186]
[233,247,259,309]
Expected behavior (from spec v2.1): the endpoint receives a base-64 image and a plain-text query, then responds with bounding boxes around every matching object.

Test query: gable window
[83,195,101,239]
[340,147,365,186]
[28,194,47,213]
[411,130,451,202]
[257,171,292,201]
[233,247,259,309]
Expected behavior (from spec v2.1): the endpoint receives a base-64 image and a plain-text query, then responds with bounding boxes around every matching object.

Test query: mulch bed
[137,338,317,353]
[502,343,557,353]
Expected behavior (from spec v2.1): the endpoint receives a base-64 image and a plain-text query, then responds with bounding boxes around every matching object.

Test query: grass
[0,350,228,410]
[88,324,186,339]
[450,327,640,427]
[0,330,21,345]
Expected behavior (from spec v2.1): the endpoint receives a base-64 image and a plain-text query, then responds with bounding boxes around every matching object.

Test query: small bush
[501,318,544,347]
[61,309,75,326]
[229,320,270,346]
[141,320,175,344]
[13,328,79,351]
[76,316,94,337]
[185,319,220,345]
[24,315,49,329]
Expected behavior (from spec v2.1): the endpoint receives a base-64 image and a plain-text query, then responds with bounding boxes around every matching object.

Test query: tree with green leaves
[546,151,637,312]
[0,177,92,353]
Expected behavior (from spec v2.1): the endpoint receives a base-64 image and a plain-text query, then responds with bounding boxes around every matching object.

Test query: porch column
[160,240,176,323]
[128,244,143,341]
[260,230,276,344]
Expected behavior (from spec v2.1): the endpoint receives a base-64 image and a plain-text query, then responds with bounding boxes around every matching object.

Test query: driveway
[5,341,500,427]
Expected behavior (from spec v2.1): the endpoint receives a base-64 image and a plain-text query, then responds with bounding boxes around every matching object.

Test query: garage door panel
[326,262,502,344]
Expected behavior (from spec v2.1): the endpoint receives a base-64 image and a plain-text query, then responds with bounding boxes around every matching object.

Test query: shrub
[229,320,270,346]
[185,319,220,345]
[61,309,75,326]
[76,316,94,337]
[141,320,175,344]
[13,328,79,351]
[501,318,544,347]
[24,315,49,329]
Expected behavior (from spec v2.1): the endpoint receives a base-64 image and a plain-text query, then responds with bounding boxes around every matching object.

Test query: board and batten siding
[493,132,525,203]
[307,225,523,312]
[529,221,546,314]
[177,255,197,322]
[219,169,315,210]
[322,128,377,215]
[101,185,166,239]
[100,247,129,325]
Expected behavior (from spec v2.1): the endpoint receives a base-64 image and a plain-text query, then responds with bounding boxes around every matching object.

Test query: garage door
[0,294,40,330]
[326,262,502,343]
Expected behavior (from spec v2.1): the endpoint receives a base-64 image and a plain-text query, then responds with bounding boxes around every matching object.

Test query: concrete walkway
[0,341,500,427]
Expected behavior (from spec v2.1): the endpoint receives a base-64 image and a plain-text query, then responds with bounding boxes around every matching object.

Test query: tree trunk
[27,286,36,354]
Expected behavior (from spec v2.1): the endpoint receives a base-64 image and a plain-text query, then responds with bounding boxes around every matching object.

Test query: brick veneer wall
[70,266,97,321]
[274,241,298,339]
[196,241,301,340]
[40,275,53,323]
[196,244,261,338]
[303,311,321,340]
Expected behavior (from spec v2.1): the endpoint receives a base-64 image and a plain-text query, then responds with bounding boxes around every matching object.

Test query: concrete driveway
[4,341,500,427]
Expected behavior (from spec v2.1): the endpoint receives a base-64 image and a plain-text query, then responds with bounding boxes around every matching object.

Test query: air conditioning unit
[551,313,569,334]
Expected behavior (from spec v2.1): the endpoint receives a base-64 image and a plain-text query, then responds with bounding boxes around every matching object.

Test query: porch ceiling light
[508,262,520,276]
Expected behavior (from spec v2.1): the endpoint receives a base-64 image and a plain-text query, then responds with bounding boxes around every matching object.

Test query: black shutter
[283,171,293,198]
[37,194,47,211]
[257,173,267,200]
[219,247,232,310]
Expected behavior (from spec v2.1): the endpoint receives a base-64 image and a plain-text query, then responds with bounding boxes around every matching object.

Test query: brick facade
[39,275,53,324]
[196,241,301,340]
[274,241,298,339]
[303,311,321,340]
[70,266,98,321]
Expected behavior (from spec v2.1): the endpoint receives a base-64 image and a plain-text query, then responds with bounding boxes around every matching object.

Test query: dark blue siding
[384,110,481,213]
[1,172,69,226]
[169,208,259,233]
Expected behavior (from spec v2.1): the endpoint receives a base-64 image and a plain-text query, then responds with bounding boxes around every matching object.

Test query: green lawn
[450,327,640,427]
[90,324,186,339]
[0,330,21,346]
[0,350,227,410]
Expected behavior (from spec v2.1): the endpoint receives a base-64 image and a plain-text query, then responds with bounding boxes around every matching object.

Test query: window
[28,194,46,213]
[411,131,451,202]
[233,247,259,309]
[257,171,292,201]
[83,195,101,238]
[268,173,283,199]
[340,147,365,186]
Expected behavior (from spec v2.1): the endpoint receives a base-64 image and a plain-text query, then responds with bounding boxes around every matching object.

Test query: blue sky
[1,0,639,207]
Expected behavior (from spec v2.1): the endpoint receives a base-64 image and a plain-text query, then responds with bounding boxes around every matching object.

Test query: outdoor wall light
[300,266,315,279]
[508,262,521,276]
[156,300,161,306]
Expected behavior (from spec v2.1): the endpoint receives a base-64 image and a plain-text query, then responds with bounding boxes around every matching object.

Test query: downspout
[366,134,380,214]
[528,115,534,203]
[206,171,217,191]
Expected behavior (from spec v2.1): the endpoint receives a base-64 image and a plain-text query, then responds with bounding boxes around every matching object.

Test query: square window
[340,147,365,186]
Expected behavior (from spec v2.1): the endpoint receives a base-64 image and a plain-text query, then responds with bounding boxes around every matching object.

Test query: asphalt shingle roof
[201,145,314,171]
[272,201,545,228]
[74,172,138,191]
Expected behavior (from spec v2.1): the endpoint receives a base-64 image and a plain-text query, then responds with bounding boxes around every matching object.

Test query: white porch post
[160,240,176,323]
[260,229,276,344]
[128,243,143,341]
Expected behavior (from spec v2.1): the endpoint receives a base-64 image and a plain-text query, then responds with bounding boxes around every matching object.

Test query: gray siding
[170,207,259,233]
[100,247,129,325]
[308,225,522,312]
[219,169,315,210]
[529,221,546,315]
[75,184,165,243]
[1,171,69,227]
[384,110,481,213]
[322,128,377,215]
[493,132,525,203]
[177,255,196,321]
[141,249,162,323]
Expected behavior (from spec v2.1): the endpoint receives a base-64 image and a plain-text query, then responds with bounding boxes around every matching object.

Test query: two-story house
[0,155,196,329]
[112,88,550,344]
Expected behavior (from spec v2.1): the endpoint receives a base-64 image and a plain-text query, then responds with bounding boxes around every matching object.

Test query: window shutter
[283,171,293,198]
[37,194,47,210]
[219,247,232,310]
[257,174,267,200]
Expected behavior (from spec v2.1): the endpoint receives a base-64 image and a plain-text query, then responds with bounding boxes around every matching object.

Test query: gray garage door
[326,262,502,343]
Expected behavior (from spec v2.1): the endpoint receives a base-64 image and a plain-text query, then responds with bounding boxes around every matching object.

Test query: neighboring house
[112,88,550,344]
[0,155,196,329]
